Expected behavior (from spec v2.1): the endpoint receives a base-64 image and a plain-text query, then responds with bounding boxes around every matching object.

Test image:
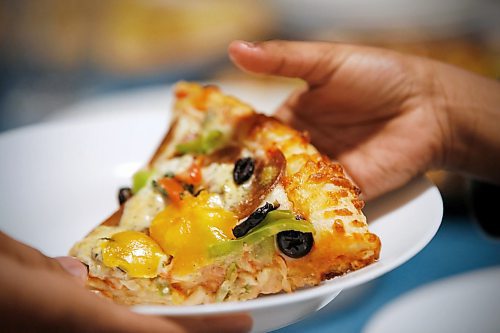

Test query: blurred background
[1,0,499,130]
[1,0,499,331]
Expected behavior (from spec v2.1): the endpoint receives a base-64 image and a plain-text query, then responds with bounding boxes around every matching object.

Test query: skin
[228,40,500,200]
[0,232,252,333]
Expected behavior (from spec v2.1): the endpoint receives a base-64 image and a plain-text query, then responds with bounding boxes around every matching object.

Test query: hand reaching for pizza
[229,40,500,200]
[0,232,251,333]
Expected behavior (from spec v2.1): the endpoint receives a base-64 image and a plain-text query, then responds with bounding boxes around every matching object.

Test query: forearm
[436,62,500,183]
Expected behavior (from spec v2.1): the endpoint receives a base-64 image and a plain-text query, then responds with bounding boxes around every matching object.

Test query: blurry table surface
[275,214,500,333]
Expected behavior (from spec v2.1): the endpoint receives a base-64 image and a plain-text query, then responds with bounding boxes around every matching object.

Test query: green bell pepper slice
[132,169,154,193]
[176,130,223,155]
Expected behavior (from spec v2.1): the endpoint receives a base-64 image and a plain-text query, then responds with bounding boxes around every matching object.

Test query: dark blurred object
[427,171,468,216]
[468,181,500,238]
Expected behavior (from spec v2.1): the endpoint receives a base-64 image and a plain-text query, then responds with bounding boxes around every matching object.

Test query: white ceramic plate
[363,266,500,333]
[0,86,443,332]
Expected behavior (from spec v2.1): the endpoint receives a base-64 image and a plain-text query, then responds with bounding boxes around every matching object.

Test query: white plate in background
[363,266,500,333]
[0,86,443,332]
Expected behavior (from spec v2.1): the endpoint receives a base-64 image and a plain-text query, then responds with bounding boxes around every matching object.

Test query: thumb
[54,256,88,284]
[228,40,347,86]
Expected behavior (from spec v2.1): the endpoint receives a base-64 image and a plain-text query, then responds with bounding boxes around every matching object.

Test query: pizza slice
[70,82,381,305]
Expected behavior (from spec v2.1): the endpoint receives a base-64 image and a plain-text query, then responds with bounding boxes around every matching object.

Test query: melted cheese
[149,192,237,276]
[121,155,194,230]
[263,183,292,210]
[71,226,121,265]
[153,154,193,177]
[101,231,167,278]
[120,187,165,230]
[202,163,251,210]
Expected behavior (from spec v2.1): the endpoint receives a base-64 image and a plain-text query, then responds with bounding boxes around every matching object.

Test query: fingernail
[55,256,88,280]
[239,40,256,48]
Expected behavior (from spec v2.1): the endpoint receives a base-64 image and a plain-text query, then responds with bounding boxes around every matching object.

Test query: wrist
[434,61,500,182]
[408,56,452,171]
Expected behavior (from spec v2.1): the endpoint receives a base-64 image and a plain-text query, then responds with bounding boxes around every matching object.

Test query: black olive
[277,230,314,258]
[233,157,255,185]
[118,187,133,205]
[232,202,276,238]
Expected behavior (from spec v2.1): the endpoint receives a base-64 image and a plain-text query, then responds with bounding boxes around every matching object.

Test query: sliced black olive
[232,202,276,238]
[233,157,255,185]
[118,187,133,205]
[277,230,314,258]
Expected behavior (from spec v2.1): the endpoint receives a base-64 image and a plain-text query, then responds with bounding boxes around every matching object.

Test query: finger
[90,308,252,333]
[0,236,249,333]
[0,232,63,272]
[228,40,348,86]
[54,256,88,284]
[168,314,252,333]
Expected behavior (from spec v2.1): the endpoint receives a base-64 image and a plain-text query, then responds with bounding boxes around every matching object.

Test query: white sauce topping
[202,163,251,210]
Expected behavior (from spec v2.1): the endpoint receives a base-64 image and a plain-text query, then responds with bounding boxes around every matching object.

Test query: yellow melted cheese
[101,231,166,278]
[149,191,237,276]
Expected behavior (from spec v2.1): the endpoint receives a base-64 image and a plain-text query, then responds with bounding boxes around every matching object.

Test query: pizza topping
[232,149,286,219]
[176,161,202,185]
[233,157,255,185]
[215,263,238,302]
[176,129,223,155]
[232,202,277,238]
[153,177,185,206]
[277,230,314,259]
[101,231,166,278]
[204,145,242,165]
[118,187,133,205]
[149,191,237,276]
[209,210,315,257]
[132,169,154,193]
